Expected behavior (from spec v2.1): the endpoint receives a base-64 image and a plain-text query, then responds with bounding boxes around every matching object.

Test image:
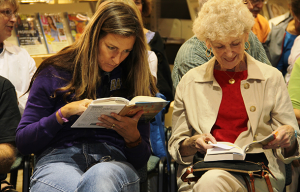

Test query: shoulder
[256,14,270,29]
[178,61,210,87]
[247,53,282,80]
[0,76,14,92]
[4,41,30,56]
[176,36,206,59]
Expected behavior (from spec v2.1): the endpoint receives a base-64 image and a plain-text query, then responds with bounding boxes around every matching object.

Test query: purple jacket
[16,65,151,170]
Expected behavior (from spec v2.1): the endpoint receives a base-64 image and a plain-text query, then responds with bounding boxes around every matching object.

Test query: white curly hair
[193,0,254,42]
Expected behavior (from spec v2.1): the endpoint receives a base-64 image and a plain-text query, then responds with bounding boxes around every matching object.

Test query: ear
[205,40,211,49]
[244,33,249,42]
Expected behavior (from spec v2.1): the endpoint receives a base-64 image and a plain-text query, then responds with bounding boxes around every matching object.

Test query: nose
[247,1,253,9]
[10,14,17,22]
[224,47,233,57]
[112,52,122,65]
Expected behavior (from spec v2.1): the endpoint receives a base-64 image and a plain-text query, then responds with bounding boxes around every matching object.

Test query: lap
[30,143,140,192]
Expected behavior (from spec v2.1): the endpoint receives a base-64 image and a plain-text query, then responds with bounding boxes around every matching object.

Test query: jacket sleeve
[16,70,63,155]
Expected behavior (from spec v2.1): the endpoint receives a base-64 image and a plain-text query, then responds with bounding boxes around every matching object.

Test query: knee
[78,161,140,191]
[194,170,234,191]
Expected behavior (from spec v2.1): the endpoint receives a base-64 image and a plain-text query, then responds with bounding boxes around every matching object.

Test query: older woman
[16,2,157,191]
[168,0,300,191]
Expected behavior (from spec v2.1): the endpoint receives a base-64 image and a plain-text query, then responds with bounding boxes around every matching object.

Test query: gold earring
[206,48,212,57]
[244,41,250,51]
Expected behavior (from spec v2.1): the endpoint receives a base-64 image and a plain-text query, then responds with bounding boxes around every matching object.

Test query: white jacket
[0,41,36,115]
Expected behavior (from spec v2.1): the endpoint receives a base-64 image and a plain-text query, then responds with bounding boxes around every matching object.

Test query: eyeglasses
[134,0,144,5]
[0,9,18,19]
[249,0,268,5]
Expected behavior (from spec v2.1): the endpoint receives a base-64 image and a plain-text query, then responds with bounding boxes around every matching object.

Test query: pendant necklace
[224,71,236,84]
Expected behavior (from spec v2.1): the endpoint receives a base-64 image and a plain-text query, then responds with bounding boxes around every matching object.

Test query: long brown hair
[28,2,157,101]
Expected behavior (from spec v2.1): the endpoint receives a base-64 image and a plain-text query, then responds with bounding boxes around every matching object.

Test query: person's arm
[288,57,300,125]
[265,68,299,159]
[0,143,16,174]
[294,109,300,126]
[0,78,21,173]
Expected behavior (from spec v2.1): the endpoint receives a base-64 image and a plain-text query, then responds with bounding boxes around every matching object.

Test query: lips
[224,55,237,62]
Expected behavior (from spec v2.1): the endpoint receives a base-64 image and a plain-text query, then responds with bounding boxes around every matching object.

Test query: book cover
[38,13,70,54]
[71,96,169,128]
[67,13,89,42]
[14,14,48,55]
[204,133,276,162]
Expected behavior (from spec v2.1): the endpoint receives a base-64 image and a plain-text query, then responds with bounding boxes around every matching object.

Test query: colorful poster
[14,14,48,55]
[67,13,89,42]
[39,13,70,54]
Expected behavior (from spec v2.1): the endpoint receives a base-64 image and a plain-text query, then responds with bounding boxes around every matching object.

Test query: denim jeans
[30,143,140,192]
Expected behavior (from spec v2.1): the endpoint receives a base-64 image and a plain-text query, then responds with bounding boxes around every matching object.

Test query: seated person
[0,0,36,115]
[286,35,300,84]
[16,2,157,191]
[172,0,271,91]
[0,76,21,192]
[287,56,300,192]
[168,0,299,191]
[136,0,174,107]
[263,0,300,77]
[248,0,271,43]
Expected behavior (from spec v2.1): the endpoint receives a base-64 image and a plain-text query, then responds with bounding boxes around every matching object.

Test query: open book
[204,133,276,162]
[71,96,169,128]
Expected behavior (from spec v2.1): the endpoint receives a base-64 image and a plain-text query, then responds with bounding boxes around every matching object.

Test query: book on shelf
[14,14,48,55]
[71,96,169,128]
[38,13,70,54]
[204,133,276,162]
[66,13,89,42]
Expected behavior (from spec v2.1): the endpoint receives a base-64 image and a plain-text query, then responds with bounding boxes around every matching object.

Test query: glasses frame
[0,9,18,19]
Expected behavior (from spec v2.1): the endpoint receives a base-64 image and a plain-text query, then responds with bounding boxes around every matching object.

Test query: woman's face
[134,0,143,14]
[47,16,53,25]
[206,33,249,70]
[98,33,136,72]
[0,3,16,43]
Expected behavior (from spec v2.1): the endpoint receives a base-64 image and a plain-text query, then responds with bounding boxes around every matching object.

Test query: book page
[207,142,244,156]
[242,133,275,153]
[71,104,125,128]
[91,97,130,105]
[129,96,167,105]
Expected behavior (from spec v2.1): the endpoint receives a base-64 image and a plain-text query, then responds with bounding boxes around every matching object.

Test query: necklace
[224,71,236,84]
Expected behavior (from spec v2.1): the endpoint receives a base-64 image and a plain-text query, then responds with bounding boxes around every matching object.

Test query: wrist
[125,136,142,148]
[58,108,69,123]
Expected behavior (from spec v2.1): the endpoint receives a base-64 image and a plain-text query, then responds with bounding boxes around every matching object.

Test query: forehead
[0,2,16,10]
[101,33,136,49]
[211,35,243,45]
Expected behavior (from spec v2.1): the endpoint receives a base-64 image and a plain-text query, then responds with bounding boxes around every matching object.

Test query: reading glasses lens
[0,9,17,18]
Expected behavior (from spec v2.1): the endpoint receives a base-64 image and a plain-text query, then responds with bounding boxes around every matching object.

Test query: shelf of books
[6,3,93,67]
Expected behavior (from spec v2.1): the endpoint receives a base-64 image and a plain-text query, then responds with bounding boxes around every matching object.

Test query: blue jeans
[30,143,140,192]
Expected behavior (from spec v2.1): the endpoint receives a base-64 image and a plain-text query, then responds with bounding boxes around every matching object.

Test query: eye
[124,49,132,53]
[232,42,240,46]
[107,46,116,50]
[216,46,224,49]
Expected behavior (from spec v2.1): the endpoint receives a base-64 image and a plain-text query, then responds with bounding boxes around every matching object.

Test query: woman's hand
[179,133,217,157]
[97,111,144,143]
[56,99,93,124]
[263,125,297,157]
